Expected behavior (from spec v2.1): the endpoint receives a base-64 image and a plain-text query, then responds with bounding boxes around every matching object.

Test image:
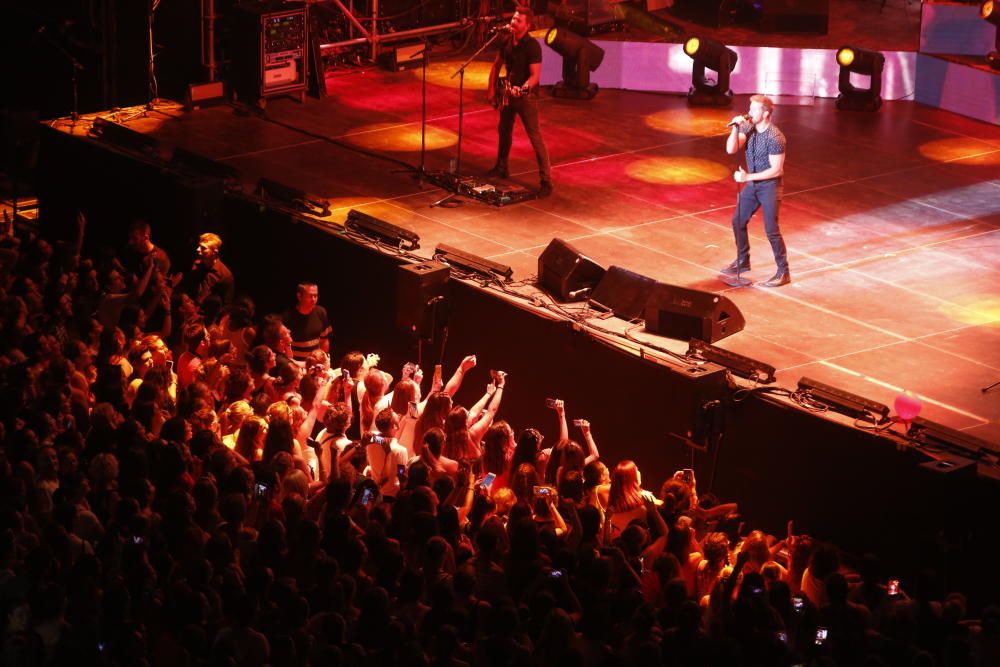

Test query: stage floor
[104,52,1000,448]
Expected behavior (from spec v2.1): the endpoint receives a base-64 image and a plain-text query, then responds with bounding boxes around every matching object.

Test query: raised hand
[459,355,477,373]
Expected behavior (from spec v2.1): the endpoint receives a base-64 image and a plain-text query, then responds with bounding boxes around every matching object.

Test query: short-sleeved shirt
[500,33,542,89]
[740,122,786,179]
[283,305,332,363]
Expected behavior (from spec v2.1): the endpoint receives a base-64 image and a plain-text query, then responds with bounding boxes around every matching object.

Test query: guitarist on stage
[487,5,553,198]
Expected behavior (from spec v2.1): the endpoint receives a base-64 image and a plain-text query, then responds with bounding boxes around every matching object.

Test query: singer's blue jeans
[496,95,551,183]
[732,179,789,274]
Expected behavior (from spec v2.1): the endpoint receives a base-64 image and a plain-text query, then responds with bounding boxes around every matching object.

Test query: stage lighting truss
[544,27,606,100]
[982,1,1000,69]
[682,36,738,107]
[835,45,885,111]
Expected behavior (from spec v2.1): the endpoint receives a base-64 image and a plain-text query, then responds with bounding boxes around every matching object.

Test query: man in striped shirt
[284,282,331,365]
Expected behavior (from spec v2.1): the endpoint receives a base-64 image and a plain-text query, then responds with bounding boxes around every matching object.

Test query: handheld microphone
[727,114,750,128]
[490,24,513,34]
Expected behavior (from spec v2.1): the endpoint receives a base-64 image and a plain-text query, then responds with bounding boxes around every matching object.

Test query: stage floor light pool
[937,295,1000,327]
[643,108,735,136]
[343,123,457,152]
[625,157,730,185]
[918,137,1000,165]
[414,60,493,90]
[320,199,413,225]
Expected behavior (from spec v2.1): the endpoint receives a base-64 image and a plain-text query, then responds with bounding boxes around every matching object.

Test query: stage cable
[621,322,697,365]
[853,413,897,432]
[251,109,418,173]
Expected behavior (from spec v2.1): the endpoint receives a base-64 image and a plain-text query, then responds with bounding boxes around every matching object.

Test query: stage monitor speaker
[589,265,656,321]
[759,0,829,34]
[538,238,606,302]
[396,260,450,340]
[644,283,745,343]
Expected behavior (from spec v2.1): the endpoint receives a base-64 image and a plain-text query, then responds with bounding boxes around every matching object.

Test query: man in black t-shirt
[283,281,332,365]
[487,6,553,197]
[122,219,170,283]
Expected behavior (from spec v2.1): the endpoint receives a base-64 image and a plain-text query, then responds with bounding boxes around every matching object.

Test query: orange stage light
[937,295,1000,327]
[414,60,493,90]
[918,138,1000,165]
[343,123,457,152]
[625,157,730,185]
[643,108,736,136]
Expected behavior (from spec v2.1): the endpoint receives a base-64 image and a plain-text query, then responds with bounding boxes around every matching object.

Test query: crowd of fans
[0,211,997,667]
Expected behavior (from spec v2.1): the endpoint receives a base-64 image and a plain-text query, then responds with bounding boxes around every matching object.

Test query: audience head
[608,460,643,512]
[197,232,222,261]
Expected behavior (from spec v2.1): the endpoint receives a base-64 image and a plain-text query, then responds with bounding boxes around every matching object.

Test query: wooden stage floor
[115,55,1000,448]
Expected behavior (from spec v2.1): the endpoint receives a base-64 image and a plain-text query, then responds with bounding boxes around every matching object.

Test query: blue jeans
[496,95,551,183]
[732,179,788,273]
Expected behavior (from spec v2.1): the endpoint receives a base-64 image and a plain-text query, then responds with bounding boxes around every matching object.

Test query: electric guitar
[492,77,531,110]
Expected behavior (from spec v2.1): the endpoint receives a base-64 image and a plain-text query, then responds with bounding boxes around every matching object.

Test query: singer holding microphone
[722,95,790,287]
[486,6,553,198]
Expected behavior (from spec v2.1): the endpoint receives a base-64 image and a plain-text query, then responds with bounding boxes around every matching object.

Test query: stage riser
[915,54,1000,126]
[920,2,995,56]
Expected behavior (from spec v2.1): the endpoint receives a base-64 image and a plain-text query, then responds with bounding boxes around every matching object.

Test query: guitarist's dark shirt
[500,33,542,90]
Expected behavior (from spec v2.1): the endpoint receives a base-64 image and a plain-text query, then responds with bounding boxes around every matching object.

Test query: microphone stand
[118,0,162,123]
[431,27,507,208]
[400,23,466,184]
[400,36,432,183]
[38,27,84,132]
[722,119,753,288]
